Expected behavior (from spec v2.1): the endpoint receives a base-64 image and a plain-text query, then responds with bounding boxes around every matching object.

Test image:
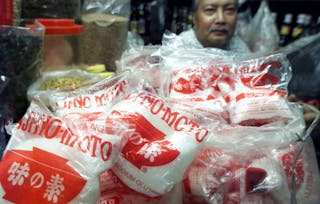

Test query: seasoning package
[81,0,131,71]
[0,20,44,122]
[21,0,81,20]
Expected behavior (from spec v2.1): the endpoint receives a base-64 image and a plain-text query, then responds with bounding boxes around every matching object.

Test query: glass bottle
[130,5,138,33]
[137,3,146,35]
[279,13,293,47]
[291,13,306,41]
[171,7,178,33]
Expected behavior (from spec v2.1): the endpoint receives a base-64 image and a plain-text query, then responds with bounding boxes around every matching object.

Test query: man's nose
[215,8,225,23]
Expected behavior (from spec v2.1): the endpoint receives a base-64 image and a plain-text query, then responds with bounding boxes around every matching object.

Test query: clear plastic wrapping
[0,73,131,203]
[182,137,320,204]
[117,45,162,91]
[1,42,319,203]
[238,0,280,53]
[0,20,44,121]
[81,0,131,71]
[159,46,295,126]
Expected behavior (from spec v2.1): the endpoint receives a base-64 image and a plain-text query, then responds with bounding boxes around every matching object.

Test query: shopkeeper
[190,0,320,166]
[179,0,250,52]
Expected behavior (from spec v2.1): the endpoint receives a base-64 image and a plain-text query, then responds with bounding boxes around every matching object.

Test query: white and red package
[182,147,284,204]
[166,66,214,100]
[97,169,161,204]
[0,94,126,203]
[160,49,296,127]
[50,72,130,119]
[227,52,294,126]
[96,169,183,204]
[166,99,227,126]
[0,138,100,204]
[117,46,162,91]
[160,55,235,122]
[159,47,233,96]
[271,139,320,204]
[206,103,305,151]
[107,91,212,197]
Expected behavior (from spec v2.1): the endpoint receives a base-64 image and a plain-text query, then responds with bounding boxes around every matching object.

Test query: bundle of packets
[0,46,319,204]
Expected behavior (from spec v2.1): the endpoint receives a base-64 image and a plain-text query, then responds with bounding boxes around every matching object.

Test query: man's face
[193,0,238,48]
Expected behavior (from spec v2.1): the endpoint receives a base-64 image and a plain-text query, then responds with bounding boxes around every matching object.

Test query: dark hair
[192,0,200,12]
[192,0,239,12]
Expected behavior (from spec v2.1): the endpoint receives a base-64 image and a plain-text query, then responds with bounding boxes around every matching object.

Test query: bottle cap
[296,14,306,25]
[304,14,312,26]
[283,13,293,24]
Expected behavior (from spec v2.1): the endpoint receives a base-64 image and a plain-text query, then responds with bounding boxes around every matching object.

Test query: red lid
[35,18,83,35]
[0,0,13,25]
[0,19,13,26]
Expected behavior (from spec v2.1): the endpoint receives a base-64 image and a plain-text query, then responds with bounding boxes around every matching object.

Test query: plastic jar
[35,18,83,72]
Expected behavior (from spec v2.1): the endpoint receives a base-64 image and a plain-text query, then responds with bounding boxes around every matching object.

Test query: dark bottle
[180,7,189,32]
[187,10,193,30]
[279,13,293,47]
[290,13,306,42]
[302,15,320,36]
[137,3,146,35]
[130,5,138,33]
[171,7,178,33]
[316,16,320,33]
[302,14,312,36]
[176,8,184,34]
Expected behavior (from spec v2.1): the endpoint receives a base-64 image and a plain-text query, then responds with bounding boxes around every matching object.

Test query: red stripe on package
[166,65,230,121]
[271,140,320,203]
[226,53,293,126]
[228,88,292,126]
[118,112,180,169]
[183,148,242,201]
[183,148,285,203]
[109,91,211,197]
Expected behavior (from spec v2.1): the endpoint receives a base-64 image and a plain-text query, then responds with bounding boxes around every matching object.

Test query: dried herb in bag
[81,13,129,71]
[0,24,43,121]
[81,0,130,71]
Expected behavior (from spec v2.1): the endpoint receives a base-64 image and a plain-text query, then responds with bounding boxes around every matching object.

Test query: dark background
[130,0,320,44]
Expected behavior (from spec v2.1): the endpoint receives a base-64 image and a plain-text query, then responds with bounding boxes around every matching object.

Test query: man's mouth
[209,28,228,35]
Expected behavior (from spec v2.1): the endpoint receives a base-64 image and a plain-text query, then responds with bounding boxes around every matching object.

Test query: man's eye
[225,7,236,14]
[204,8,216,14]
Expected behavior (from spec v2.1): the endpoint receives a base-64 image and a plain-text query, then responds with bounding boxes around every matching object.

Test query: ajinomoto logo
[113,111,180,170]
[0,147,86,204]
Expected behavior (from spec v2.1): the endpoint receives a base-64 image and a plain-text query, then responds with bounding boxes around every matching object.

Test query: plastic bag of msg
[81,13,129,72]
